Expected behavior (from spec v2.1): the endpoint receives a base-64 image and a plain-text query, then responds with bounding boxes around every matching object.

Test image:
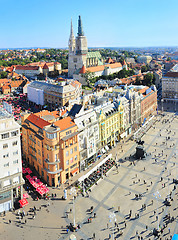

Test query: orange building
[21,111,80,186]
[139,87,157,123]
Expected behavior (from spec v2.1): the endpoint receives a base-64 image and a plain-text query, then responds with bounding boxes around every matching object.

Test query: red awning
[19,198,29,207]
[71,168,79,175]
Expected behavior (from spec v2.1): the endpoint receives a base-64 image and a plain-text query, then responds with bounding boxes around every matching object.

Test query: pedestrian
[109,233,111,239]
[146,225,148,230]
[94,212,96,218]
[93,233,95,239]
[125,222,126,228]
[9,220,11,224]
[25,219,27,224]
[168,228,170,233]
[107,223,109,229]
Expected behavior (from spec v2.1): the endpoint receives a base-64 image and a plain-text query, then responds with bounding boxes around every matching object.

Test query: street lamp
[70,187,76,226]
[153,190,161,230]
[109,211,116,240]
[161,99,164,112]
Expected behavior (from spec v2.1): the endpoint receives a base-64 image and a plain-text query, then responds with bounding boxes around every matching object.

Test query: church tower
[75,16,88,55]
[68,16,88,78]
[68,19,75,54]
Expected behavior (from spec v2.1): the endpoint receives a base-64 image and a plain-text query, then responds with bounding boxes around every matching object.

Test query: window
[66,160,69,166]
[55,154,57,161]
[11,130,18,137]
[1,133,9,139]
[3,144,8,149]
[70,157,73,163]
[3,153,9,158]
[66,130,72,136]
[4,162,9,167]
[55,165,58,171]
[46,132,57,139]
[37,141,40,146]
[13,150,18,156]
[13,160,18,164]
[12,141,17,146]
[74,146,77,152]
[38,149,41,155]
[66,151,69,157]
[75,155,77,161]
[47,154,49,160]
[38,159,41,164]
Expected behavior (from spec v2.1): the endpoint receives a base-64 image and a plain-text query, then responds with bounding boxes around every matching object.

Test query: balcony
[45,159,60,165]
[44,168,62,174]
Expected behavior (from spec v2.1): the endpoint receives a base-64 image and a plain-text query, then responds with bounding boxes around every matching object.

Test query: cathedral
[68,16,127,84]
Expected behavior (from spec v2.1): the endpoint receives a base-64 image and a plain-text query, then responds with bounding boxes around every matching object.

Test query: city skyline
[0,0,178,48]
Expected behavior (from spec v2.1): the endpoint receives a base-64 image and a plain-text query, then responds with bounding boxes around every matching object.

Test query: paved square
[0,113,177,240]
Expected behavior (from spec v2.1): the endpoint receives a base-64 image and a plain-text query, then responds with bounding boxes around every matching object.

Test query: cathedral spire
[70,18,74,39]
[78,15,84,36]
[68,18,75,53]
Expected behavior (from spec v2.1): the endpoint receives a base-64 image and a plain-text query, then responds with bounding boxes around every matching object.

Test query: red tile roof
[86,62,122,73]
[79,65,86,74]
[43,63,48,69]
[16,65,40,70]
[165,72,178,78]
[55,117,75,131]
[27,114,50,129]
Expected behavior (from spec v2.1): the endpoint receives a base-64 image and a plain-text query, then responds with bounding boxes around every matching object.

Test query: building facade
[69,104,100,171]
[162,66,178,101]
[21,112,80,186]
[95,101,124,148]
[27,80,82,107]
[140,86,157,123]
[125,89,142,131]
[0,108,24,212]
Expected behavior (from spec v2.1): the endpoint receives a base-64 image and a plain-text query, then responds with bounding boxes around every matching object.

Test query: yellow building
[96,102,124,147]
[21,111,80,186]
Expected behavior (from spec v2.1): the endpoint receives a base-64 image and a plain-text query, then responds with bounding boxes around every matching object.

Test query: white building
[69,104,100,171]
[0,108,24,212]
[27,82,45,105]
[162,64,178,102]
[15,65,42,77]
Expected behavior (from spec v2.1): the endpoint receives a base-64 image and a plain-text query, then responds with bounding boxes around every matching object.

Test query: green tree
[0,71,8,79]
[167,57,171,61]
[143,73,154,86]
[82,71,95,86]
[135,76,142,85]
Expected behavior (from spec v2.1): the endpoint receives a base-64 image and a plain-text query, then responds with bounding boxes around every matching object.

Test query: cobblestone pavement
[0,113,177,240]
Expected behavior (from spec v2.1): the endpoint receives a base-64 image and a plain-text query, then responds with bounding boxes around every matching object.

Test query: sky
[0,0,178,48]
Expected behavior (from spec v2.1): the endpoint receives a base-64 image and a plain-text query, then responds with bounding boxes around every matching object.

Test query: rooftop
[28,81,75,94]
[55,116,76,131]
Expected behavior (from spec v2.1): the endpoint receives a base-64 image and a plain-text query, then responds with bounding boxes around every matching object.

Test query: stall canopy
[19,198,29,207]
[23,193,29,199]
